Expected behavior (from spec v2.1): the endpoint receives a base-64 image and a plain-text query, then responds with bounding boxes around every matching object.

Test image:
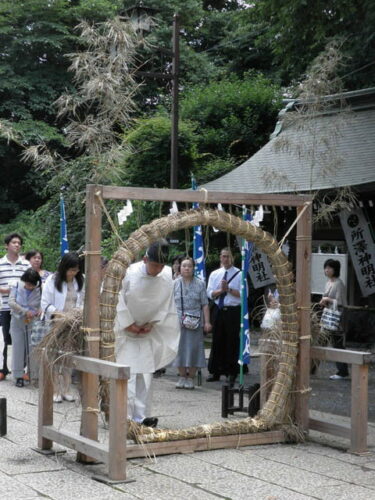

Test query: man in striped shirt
[0,233,29,380]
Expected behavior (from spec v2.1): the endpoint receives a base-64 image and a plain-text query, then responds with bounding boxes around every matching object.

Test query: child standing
[260,291,281,332]
[9,269,42,387]
[260,291,281,385]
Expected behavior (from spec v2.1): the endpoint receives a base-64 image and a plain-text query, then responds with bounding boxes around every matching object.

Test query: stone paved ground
[0,336,375,499]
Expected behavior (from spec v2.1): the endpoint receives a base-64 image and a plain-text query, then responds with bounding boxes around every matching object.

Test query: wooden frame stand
[37,353,130,482]
[36,184,315,478]
[81,184,312,457]
[309,346,370,455]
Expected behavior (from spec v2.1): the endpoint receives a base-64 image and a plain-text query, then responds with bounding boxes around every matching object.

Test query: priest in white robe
[114,240,180,427]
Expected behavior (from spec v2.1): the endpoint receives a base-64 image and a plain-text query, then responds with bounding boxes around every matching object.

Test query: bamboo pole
[295,202,312,432]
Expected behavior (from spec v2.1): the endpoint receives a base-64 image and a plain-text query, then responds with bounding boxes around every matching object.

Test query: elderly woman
[319,258,349,380]
[25,250,51,283]
[173,257,211,389]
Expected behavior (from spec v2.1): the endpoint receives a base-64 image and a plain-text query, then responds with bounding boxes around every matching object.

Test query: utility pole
[170,13,179,189]
[128,5,180,190]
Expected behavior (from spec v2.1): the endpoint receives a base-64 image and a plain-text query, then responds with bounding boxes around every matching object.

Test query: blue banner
[60,193,69,257]
[192,176,206,282]
[239,210,253,369]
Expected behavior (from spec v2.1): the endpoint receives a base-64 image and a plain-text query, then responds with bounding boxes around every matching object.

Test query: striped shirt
[0,255,30,311]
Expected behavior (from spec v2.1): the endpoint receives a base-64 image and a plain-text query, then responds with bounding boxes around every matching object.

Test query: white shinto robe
[114,261,180,374]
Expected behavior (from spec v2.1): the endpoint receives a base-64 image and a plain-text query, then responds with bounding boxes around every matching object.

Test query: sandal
[16,378,24,388]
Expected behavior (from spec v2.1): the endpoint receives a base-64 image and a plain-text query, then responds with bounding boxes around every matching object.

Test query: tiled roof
[203,89,375,193]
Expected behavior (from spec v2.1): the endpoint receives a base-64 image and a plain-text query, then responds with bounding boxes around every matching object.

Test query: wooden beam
[38,355,54,450]
[108,378,127,481]
[310,347,371,365]
[69,355,130,380]
[309,418,351,439]
[100,185,312,206]
[42,426,108,463]
[350,364,368,454]
[78,183,102,462]
[126,430,287,458]
[295,202,312,432]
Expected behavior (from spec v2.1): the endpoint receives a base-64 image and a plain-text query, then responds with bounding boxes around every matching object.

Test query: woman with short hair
[319,258,349,380]
[9,268,42,386]
[25,250,51,283]
[173,257,212,389]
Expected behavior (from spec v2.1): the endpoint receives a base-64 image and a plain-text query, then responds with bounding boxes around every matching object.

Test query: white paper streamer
[213,203,224,232]
[169,201,179,215]
[117,200,133,225]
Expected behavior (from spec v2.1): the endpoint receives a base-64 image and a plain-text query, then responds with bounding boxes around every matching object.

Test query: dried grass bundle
[37,309,85,365]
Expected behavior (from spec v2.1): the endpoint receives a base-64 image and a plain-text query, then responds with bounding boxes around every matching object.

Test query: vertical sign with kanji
[248,249,276,289]
[339,208,375,297]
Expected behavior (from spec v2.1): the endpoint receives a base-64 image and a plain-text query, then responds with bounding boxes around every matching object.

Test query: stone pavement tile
[116,468,238,500]
[0,470,40,498]
[135,453,326,499]
[245,443,375,489]
[361,461,375,470]
[5,419,38,447]
[188,474,313,500]
[310,483,375,500]
[176,449,341,494]
[16,470,134,500]
[0,439,64,475]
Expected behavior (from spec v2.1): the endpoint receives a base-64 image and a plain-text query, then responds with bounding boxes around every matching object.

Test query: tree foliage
[180,75,281,161]
[1,0,374,258]
[251,0,375,88]
[120,115,198,188]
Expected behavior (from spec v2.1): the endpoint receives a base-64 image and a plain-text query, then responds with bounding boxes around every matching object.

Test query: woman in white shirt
[42,252,85,402]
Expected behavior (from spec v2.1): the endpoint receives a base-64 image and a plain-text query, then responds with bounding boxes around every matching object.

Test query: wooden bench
[309,346,371,455]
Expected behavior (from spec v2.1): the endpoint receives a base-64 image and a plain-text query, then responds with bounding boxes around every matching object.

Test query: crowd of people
[0,232,85,403]
[0,232,349,429]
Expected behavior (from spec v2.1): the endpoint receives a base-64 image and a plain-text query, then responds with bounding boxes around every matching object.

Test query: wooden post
[78,184,103,462]
[38,354,53,450]
[350,364,368,454]
[108,378,127,481]
[170,13,180,189]
[295,202,312,432]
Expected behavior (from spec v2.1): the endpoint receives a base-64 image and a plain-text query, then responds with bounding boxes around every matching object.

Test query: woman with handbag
[173,257,212,389]
[319,258,349,380]
[41,252,85,402]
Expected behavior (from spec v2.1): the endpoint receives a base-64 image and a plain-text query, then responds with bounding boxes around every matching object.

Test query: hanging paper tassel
[117,200,133,225]
[213,203,224,232]
[169,201,179,215]
[251,205,264,227]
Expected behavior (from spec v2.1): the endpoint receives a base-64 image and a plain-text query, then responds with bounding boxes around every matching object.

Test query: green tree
[180,75,281,162]
[120,114,199,188]
[252,0,375,88]
[0,0,122,221]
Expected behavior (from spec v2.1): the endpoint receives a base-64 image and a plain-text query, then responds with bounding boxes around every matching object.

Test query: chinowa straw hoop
[100,208,298,442]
